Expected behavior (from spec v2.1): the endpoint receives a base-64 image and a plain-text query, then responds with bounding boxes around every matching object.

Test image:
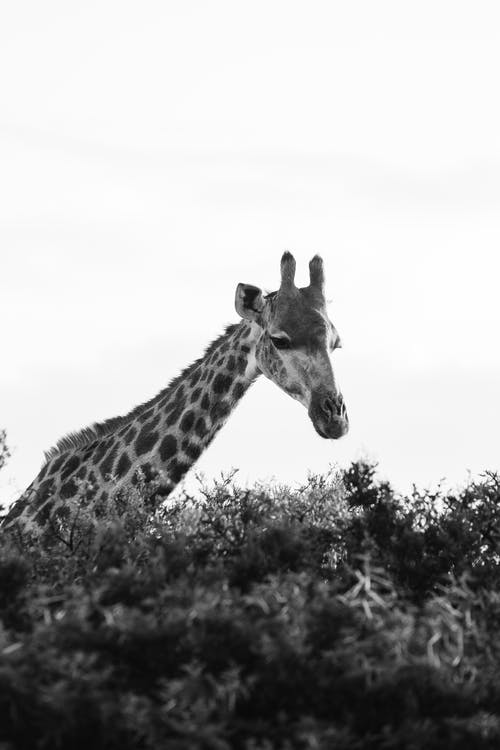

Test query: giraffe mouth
[312,416,349,440]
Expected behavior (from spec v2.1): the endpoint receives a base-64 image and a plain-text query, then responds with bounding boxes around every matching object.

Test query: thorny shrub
[1,445,500,749]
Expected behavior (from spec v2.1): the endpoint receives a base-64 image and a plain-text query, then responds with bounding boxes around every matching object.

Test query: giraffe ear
[235,283,265,320]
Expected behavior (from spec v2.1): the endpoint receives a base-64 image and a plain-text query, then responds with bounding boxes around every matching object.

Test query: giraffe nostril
[319,395,347,422]
[321,397,336,420]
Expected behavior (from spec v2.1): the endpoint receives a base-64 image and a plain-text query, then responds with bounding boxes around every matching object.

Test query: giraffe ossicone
[2,253,348,536]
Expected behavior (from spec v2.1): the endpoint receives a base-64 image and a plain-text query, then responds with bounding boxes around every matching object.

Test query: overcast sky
[1,1,500,507]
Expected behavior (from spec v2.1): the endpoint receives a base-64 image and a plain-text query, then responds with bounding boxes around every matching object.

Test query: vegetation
[1,429,500,748]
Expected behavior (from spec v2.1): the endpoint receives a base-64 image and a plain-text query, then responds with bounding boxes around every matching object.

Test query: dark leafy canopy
[1,456,500,749]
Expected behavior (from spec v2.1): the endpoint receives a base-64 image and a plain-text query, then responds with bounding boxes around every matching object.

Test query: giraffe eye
[270,335,291,350]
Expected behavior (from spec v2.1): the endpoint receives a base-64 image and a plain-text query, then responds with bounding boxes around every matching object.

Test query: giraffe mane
[43,324,240,463]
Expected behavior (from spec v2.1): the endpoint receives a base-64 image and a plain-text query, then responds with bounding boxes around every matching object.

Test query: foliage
[1,453,500,748]
[0,429,9,474]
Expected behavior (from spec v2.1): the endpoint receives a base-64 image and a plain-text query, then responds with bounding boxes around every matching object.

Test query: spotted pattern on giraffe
[49,454,66,475]
[168,459,190,483]
[123,426,137,444]
[60,479,78,499]
[165,406,183,427]
[233,381,246,400]
[31,479,53,509]
[210,401,231,421]
[100,443,118,478]
[147,413,161,429]
[182,439,201,460]
[82,443,96,460]
[138,408,154,424]
[159,434,177,462]
[37,461,50,482]
[61,455,80,480]
[116,451,131,478]
[195,416,207,438]
[76,464,87,479]
[180,410,195,432]
[190,369,201,386]
[190,387,202,403]
[34,502,53,527]
[212,373,231,394]
[93,440,109,464]
[135,425,159,456]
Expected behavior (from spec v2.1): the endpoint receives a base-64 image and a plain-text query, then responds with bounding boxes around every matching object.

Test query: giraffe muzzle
[309,392,349,439]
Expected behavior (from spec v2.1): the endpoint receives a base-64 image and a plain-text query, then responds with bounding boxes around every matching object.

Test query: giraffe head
[235,252,348,439]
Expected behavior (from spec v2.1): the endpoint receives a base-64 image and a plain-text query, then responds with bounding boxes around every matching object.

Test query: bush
[1,461,500,748]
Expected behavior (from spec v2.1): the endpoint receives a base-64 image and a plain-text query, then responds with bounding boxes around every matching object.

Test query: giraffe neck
[3,320,262,533]
[134,318,261,494]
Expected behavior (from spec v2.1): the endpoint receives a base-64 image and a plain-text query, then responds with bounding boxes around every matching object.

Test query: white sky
[1,1,500,507]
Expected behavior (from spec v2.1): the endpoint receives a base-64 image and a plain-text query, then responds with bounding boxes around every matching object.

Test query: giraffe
[1,252,348,537]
